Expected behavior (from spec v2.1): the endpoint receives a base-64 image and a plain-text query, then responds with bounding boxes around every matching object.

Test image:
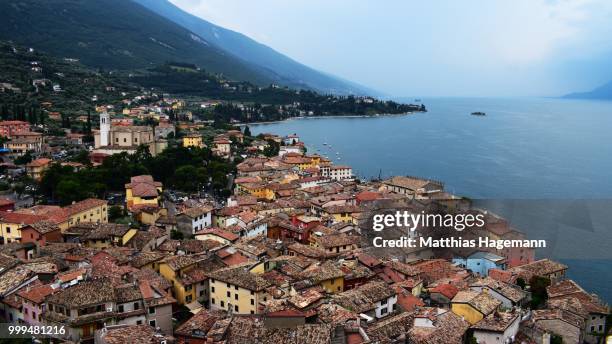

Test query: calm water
[250,97,612,302]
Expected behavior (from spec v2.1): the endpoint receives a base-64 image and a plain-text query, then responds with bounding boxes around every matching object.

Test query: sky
[170,0,612,97]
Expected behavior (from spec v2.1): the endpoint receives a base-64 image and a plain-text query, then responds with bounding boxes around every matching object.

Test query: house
[44,278,175,342]
[429,284,459,307]
[208,263,272,314]
[381,175,444,198]
[95,324,172,344]
[26,158,52,181]
[176,205,213,236]
[194,228,239,246]
[453,251,506,277]
[332,281,397,320]
[451,290,502,324]
[78,223,137,248]
[182,133,204,148]
[19,221,63,246]
[471,310,521,344]
[510,258,568,284]
[298,261,345,293]
[546,279,609,344]
[0,120,30,138]
[125,175,162,211]
[212,138,231,157]
[283,134,299,145]
[469,277,528,308]
[528,308,586,344]
[0,198,15,212]
[17,283,57,325]
[0,212,46,244]
[93,112,167,156]
[174,309,221,344]
[408,307,470,344]
[158,255,212,305]
[311,233,360,255]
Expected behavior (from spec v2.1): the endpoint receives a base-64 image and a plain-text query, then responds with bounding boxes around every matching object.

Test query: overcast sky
[170,0,612,97]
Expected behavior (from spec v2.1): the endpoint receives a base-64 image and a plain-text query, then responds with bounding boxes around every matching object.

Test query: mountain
[563,80,612,100]
[0,0,301,87]
[133,0,371,95]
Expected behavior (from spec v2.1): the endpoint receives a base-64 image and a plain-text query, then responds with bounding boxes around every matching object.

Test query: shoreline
[235,111,420,126]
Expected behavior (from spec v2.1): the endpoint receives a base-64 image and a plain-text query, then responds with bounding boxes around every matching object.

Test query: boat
[471,112,486,116]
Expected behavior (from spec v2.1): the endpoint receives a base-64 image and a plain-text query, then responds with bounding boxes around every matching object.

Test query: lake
[250,97,612,302]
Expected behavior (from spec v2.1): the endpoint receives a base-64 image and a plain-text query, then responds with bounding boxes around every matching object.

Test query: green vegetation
[39,145,235,205]
[529,276,551,309]
[0,0,273,85]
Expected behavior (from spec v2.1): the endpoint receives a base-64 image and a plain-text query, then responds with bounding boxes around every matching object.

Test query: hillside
[134,0,371,95]
[0,0,278,86]
[563,80,612,100]
[0,41,138,119]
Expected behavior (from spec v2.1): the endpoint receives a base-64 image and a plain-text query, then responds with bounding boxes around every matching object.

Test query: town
[0,95,607,344]
[0,44,608,344]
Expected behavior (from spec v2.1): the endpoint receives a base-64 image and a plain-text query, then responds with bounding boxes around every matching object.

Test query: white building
[323,165,353,181]
[471,311,520,344]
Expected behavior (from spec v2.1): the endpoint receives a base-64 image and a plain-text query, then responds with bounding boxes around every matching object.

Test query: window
[186,295,192,303]
[234,305,239,312]
[6,227,10,233]
[133,302,140,310]
[220,301,225,307]
[148,307,155,315]
[234,294,238,300]
[250,299,254,305]
[211,286,215,293]
[226,283,230,288]
[227,291,231,297]
[185,285,192,291]
[149,320,156,328]
[118,305,124,312]
[199,290,205,297]
[250,310,255,314]
[234,286,239,291]
[136,320,142,325]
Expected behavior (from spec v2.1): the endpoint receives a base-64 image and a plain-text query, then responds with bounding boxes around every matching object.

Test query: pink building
[17,284,56,325]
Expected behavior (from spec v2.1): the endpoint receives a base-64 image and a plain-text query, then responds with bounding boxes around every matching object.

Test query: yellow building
[0,198,108,242]
[182,133,204,148]
[321,205,362,224]
[125,175,162,211]
[208,263,272,314]
[299,261,345,294]
[158,255,222,305]
[242,182,275,201]
[62,198,109,229]
[451,290,501,325]
[26,158,52,181]
[0,212,46,244]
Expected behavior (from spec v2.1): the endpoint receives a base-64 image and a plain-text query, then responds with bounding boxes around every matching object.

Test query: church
[93,112,167,156]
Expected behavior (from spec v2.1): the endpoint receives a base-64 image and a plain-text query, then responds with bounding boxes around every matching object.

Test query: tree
[263,139,280,157]
[529,276,551,309]
[108,206,124,221]
[56,179,86,205]
[243,125,251,137]
[14,151,33,165]
[170,229,184,240]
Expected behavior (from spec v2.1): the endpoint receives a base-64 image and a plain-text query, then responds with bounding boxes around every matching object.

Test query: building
[20,221,62,246]
[471,311,521,344]
[95,324,172,344]
[176,205,213,236]
[212,138,231,157]
[451,290,502,325]
[208,263,272,314]
[94,112,167,156]
[381,176,444,198]
[182,133,204,148]
[0,120,30,138]
[453,251,506,277]
[26,158,52,181]
[125,175,162,211]
[4,131,44,157]
[333,281,397,320]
